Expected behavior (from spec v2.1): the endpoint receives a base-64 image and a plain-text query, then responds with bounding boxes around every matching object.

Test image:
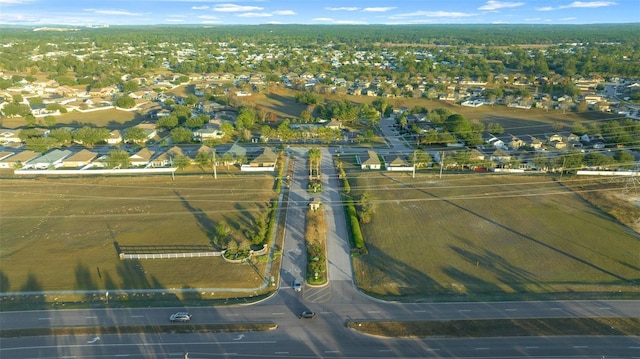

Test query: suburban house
[62,149,98,168]
[0,129,22,143]
[490,148,511,164]
[107,130,122,145]
[221,143,247,165]
[521,135,544,149]
[192,126,223,141]
[133,123,157,143]
[23,149,72,169]
[384,153,414,171]
[359,150,381,170]
[0,150,40,168]
[149,146,183,167]
[129,148,155,167]
[325,119,343,130]
[248,147,277,168]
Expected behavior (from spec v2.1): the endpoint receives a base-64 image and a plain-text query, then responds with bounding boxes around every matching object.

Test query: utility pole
[412,150,416,179]
[439,151,444,179]
[212,149,217,179]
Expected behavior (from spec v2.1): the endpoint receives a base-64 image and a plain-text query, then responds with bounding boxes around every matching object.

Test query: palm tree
[308,148,321,179]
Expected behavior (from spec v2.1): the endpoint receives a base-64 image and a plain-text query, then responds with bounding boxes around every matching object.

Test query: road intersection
[1,129,639,357]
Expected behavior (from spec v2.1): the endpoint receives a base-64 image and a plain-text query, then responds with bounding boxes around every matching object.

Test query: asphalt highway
[1,138,639,358]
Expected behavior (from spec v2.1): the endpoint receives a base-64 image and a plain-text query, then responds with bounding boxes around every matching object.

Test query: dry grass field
[0,174,277,296]
[348,172,640,301]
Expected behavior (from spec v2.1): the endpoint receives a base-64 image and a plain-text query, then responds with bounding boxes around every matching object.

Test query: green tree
[124,126,147,144]
[24,136,59,153]
[411,149,432,168]
[50,128,72,145]
[184,94,199,107]
[172,154,191,169]
[114,94,135,109]
[220,122,235,139]
[122,80,139,92]
[614,150,634,169]
[170,127,193,143]
[73,126,110,147]
[156,114,179,130]
[195,149,213,170]
[106,149,131,169]
[25,114,37,127]
[487,122,504,134]
[44,115,56,128]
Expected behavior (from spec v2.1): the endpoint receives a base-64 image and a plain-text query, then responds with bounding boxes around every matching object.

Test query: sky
[0,0,638,26]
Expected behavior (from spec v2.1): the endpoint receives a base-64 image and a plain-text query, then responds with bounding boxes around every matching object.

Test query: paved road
[1,146,639,358]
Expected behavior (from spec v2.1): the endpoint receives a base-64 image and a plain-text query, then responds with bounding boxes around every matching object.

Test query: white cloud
[560,17,577,20]
[391,11,477,19]
[272,10,295,15]
[313,17,335,22]
[198,15,219,20]
[213,4,263,12]
[537,1,617,11]
[237,12,272,17]
[192,6,209,10]
[166,19,184,23]
[0,0,33,4]
[562,1,617,8]
[478,1,525,11]
[334,20,368,24]
[492,20,510,23]
[325,7,359,11]
[84,9,143,16]
[363,7,396,12]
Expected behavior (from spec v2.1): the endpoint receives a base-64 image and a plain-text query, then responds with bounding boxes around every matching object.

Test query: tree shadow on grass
[0,270,9,292]
[447,244,551,295]
[174,190,216,243]
[407,181,635,285]
[18,273,47,309]
[356,243,445,301]
[75,262,99,302]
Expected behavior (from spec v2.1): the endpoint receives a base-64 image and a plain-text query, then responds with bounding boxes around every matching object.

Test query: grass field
[348,172,640,301]
[0,174,277,299]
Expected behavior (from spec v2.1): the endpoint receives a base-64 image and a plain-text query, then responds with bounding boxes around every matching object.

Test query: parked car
[299,311,317,319]
[169,312,192,322]
[293,279,302,292]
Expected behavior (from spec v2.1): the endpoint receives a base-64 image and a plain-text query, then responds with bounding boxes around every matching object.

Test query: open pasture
[349,172,640,301]
[0,174,277,295]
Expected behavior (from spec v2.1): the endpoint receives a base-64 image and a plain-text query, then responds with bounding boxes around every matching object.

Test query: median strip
[347,317,640,338]
[0,322,277,338]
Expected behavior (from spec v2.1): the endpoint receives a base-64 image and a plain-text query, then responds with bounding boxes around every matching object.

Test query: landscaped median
[0,322,278,338]
[347,317,640,338]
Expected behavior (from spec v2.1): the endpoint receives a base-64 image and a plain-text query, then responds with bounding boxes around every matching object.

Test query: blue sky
[0,0,637,26]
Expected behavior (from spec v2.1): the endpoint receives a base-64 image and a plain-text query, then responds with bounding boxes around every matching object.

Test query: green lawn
[349,172,640,301]
[0,174,277,297]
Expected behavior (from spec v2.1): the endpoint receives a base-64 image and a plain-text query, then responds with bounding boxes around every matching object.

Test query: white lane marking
[87,336,101,344]
[0,341,277,352]
[525,346,539,349]
[38,317,52,320]
[272,312,284,315]
[130,315,144,318]
[629,346,640,349]
[226,313,239,316]
[550,307,563,310]
[573,346,588,349]
[475,347,490,350]
[115,355,130,357]
[85,316,98,319]
[275,352,289,355]
[598,307,611,310]
[505,309,517,311]
[413,310,426,313]
[459,309,471,312]
[320,311,332,314]
[325,351,339,353]
[367,311,380,314]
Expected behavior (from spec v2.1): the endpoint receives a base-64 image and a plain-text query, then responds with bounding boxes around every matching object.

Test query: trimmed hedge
[345,198,365,250]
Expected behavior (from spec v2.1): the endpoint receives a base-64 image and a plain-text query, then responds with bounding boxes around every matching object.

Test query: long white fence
[15,168,177,175]
[576,170,637,176]
[120,251,221,260]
